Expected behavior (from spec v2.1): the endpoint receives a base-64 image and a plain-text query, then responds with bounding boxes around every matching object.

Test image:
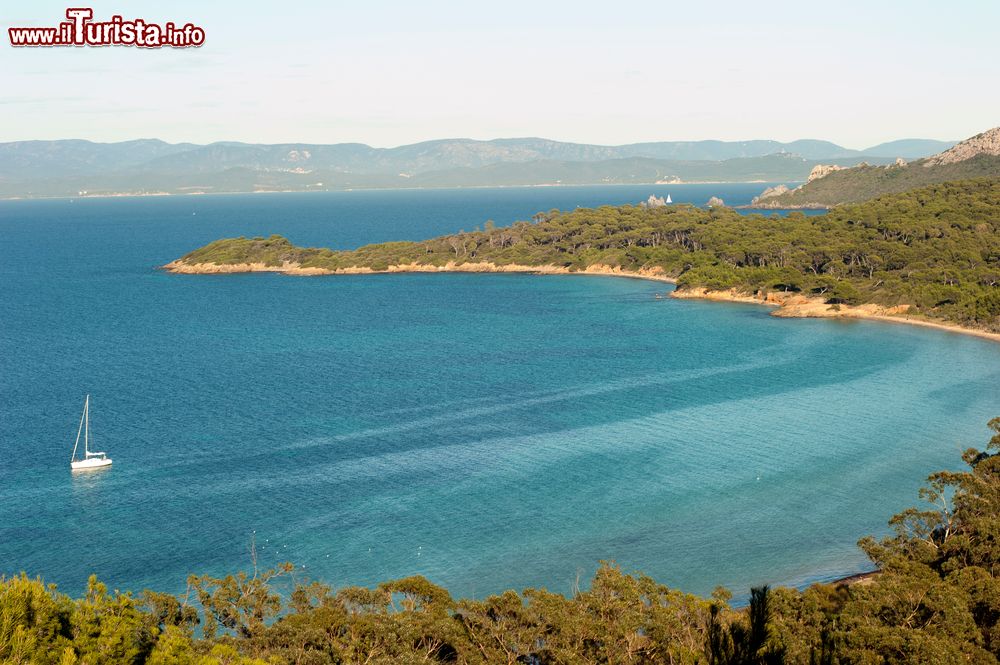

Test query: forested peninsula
[166,178,1000,337]
[4,418,1000,663]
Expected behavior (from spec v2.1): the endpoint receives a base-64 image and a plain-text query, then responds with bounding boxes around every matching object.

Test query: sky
[1,0,998,148]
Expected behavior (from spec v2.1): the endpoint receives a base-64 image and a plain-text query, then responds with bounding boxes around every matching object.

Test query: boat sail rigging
[70,395,112,470]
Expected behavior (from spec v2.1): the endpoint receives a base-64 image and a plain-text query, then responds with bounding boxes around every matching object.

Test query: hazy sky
[2,0,998,148]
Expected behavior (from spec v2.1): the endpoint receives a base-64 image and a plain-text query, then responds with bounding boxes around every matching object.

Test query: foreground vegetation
[4,417,1000,664]
[175,178,1000,332]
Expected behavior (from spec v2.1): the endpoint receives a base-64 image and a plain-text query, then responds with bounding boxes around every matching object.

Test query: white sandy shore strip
[161,260,679,282]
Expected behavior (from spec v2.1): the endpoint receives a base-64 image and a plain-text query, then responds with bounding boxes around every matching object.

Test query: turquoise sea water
[1,184,998,602]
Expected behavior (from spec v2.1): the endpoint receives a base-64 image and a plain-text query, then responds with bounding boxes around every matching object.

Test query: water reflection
[70,465,112,499]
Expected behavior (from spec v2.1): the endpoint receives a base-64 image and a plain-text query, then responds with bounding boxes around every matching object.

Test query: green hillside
[755,155,1000,208]
[755,127,1000,208]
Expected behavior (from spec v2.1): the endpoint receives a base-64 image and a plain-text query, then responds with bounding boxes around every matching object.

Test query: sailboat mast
[71,395,87,462]
[84,394,90,456]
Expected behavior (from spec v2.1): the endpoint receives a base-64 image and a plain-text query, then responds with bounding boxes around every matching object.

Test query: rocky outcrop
[750,184,789,205]
[923,127,1000,166]
[706,196,726,208]
[640,195,669,208]
[284,149,311,162]
[806,164,846,183]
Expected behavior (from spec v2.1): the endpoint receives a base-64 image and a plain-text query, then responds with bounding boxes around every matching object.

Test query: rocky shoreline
[161,259,679,282]
[162,260,1000,343]
[670,287,1000,342]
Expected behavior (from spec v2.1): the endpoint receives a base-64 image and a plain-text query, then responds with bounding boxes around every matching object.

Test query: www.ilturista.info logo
[8,8,205,48]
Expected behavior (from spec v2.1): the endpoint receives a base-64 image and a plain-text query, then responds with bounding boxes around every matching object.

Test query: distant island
[752,127,1000,208]
[0,135,954,199]
[166,178,1000,339]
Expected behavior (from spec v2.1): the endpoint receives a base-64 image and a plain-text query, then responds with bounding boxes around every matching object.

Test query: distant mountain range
[754,127,1000,208]
[0,136,957,199]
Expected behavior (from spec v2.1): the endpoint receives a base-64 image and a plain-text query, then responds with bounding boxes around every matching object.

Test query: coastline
[669,287,1000,343]
[0,180,799,203]
[162,260,1000,343]
[161,259,680,282]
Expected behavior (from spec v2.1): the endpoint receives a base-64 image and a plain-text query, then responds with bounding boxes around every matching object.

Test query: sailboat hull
[71,457,112,470]
[70,395,113,471]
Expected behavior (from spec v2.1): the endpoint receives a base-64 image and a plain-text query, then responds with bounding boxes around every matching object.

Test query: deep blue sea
[2,184,998,602]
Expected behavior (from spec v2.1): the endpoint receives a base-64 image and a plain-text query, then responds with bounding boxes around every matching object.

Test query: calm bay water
[1,184,998,601]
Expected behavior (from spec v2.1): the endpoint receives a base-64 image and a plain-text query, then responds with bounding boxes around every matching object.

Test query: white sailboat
[70,395,112,471]
[665,194,673,204]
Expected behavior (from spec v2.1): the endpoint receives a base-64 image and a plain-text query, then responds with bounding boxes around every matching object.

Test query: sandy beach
[669,287,1000,343]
